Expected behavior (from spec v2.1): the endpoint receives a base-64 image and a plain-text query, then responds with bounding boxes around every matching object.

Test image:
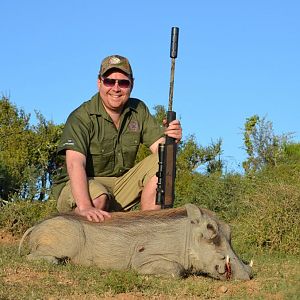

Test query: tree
[177,135,223,175]
[0,96,33,200]
[30,111,63,200]
[0,97,63,201]
[242,115,291,175]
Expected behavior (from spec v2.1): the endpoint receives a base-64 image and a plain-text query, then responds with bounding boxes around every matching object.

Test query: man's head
[99,55,133,79]
[98,55,134,114]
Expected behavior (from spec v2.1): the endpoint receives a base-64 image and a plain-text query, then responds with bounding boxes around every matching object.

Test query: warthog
[19,203,252,280]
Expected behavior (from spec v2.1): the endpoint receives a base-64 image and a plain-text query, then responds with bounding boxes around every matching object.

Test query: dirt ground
[0,229,17,244]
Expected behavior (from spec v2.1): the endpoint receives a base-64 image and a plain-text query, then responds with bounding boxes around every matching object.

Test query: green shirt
[52,93,164,198]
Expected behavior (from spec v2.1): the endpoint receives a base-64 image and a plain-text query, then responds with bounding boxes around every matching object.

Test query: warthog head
[185,204,252,280]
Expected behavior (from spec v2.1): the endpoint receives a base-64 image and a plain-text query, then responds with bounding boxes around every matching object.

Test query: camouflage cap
[99,55,133,78]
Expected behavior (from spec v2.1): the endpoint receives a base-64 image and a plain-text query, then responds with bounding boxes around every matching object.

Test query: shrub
[0,199,57,236]
[175,173,248,222]
[233,182,300,255]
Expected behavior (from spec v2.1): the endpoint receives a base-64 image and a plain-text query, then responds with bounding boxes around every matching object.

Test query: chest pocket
[87,135,116,177]
[121,132,141,168]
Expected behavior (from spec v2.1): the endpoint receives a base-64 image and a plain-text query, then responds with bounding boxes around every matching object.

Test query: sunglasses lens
[102,78,130,88]
[103,78,115,87]
[118,80,130,88]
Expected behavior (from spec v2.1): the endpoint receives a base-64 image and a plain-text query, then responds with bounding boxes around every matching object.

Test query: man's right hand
[75,206,111,222]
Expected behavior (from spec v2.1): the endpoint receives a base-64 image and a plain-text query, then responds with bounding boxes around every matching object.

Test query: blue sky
[1,0,299,172]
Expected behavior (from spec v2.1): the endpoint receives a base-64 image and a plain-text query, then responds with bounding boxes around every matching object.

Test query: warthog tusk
[226,255,230,264]
[225,255,231,279]
[249,260,253,267]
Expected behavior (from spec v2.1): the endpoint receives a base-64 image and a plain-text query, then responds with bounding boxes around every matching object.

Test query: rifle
[156,27,179,209]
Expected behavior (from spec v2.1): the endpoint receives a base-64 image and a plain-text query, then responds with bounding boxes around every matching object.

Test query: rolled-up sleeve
[57,111,90,157]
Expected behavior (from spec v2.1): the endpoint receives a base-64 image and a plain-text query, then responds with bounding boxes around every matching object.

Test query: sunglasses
[101,77,131,89]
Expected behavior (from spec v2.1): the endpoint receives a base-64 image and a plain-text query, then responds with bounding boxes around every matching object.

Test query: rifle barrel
[168,27,179,112]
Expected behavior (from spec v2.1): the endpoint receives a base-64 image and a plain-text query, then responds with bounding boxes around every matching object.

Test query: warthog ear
[185,203,202,220]
[185,204,219,240]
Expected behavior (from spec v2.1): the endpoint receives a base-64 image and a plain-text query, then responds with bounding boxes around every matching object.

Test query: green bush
[175,172,248,222]
[233,181,300,255]
[0,199,57,236]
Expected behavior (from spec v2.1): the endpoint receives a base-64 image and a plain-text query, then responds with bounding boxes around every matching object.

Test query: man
[52,55,182,222]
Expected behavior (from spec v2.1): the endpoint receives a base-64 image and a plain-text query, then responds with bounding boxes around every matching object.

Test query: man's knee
[138,153,159,184]
[56,182,75,212]
[92,193,108,210]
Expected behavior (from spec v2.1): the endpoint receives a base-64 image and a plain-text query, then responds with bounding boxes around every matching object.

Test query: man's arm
[66,150,110,222]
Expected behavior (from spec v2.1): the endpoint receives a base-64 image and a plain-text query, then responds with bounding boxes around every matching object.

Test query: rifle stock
[156,27,179,209]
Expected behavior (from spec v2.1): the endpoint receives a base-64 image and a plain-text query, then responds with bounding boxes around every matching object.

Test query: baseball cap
[99,55,133,78]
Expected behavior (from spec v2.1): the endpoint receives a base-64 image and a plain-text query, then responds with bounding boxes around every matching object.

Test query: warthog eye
[207,224,214,230]
[190,219,199,225]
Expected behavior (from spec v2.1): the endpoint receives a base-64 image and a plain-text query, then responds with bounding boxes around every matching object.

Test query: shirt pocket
[122,132,141,168]
[87,138,115,176]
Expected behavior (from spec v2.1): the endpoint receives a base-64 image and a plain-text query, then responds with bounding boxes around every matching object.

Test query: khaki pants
[57,153,158,212]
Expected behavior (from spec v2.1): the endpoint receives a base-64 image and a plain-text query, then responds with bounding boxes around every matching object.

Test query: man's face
[98,70,133,114]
